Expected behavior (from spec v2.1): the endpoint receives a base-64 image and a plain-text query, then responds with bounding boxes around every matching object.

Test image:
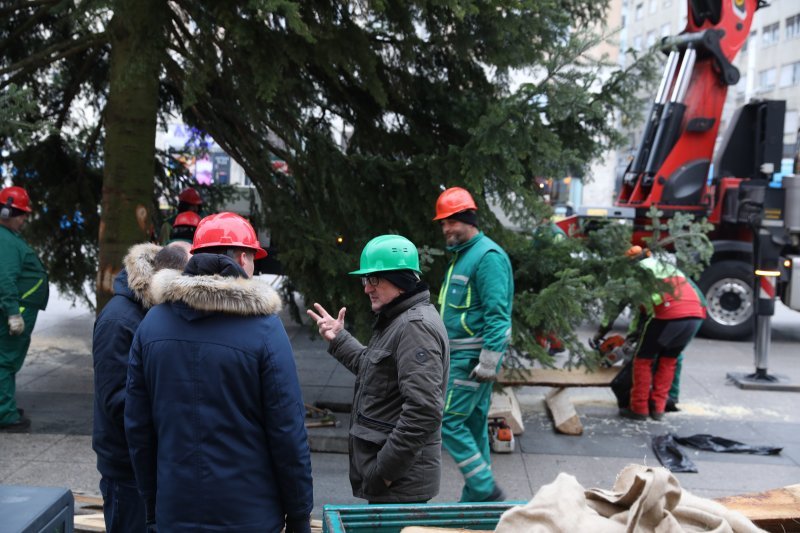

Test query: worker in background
[0,186,48,432]
[92,243,189,533]
[532,217,567,356]
[126,213,313,532]
[617,246,706,421]
[158,186,203,245]
[167,210,201,245]
[307,235,449,504]
[434,187,513,502]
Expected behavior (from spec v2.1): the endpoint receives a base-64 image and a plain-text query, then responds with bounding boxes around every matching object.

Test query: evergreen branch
[0,0,69,54]
[0,31,108,81]
[0,0,61,17]
[55,45,107,130]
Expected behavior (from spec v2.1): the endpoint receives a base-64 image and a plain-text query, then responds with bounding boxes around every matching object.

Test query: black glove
[285,516,311,533]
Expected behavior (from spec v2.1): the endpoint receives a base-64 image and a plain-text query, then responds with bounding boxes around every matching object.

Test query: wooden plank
[73,493,103,510]
[545,387,582,435]
[488,387,525,435]
[74,513,105,532]
[497,366,620,387]
[716,484,800,531]
[400,526,491,533]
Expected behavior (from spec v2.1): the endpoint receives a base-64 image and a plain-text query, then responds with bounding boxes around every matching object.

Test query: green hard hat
[349,234,421,275]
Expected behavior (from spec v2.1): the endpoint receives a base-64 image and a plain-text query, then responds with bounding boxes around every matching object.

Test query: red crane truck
[561,0,800,384]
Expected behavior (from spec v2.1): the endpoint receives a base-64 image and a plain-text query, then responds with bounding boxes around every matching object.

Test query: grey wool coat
[329,288,449,503]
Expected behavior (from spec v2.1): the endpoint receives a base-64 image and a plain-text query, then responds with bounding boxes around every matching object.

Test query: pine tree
[0,1,711,367]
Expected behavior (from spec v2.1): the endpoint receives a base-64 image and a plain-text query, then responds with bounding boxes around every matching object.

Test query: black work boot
[619,408,648,421]
[483,485,506,502]
[0,416,31,432]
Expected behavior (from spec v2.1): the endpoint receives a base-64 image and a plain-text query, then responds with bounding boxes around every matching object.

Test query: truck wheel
[698,260,754,340]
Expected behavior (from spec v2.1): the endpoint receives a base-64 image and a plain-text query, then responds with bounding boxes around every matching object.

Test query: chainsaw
[488,417,515,453]
[591,334,636,367]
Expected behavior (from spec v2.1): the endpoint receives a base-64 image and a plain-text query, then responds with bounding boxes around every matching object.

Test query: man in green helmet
[307,235,449,504]
[433,187,514,502]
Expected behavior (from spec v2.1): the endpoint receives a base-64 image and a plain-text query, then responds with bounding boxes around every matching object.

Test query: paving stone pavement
[1,284,799,519]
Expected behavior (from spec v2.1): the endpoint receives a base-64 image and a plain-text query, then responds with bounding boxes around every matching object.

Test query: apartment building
[617,0,800,188]
[728,0,800,169]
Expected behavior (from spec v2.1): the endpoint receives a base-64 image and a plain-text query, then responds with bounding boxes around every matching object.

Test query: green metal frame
[322,502,524,533]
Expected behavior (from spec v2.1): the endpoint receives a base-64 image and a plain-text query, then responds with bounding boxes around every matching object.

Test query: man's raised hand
[306,303,346,342]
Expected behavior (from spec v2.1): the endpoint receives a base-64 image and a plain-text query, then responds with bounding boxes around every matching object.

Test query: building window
[762,22,780,46]
[758,67,776,91]
[737,74,747,94]
[661,23,671,38]
[787,14,800,40]
[780,61,800,87]
[635,3,644,20]
[663,0,672,7]
[784,110,798,138]
[633,34,643,51]
[649,0,658,14]
[646,31,657,48]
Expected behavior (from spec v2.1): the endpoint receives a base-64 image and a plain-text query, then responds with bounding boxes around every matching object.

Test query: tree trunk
[97,0,166,311]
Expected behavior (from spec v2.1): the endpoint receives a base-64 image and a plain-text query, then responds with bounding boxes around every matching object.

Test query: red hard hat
[191,212,267,259]
[433,187,478,221]
[174,211,201,228]
[178,187,203,205]
[0,186,32,213]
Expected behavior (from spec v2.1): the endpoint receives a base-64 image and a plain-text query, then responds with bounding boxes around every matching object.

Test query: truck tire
[697,260,754,340]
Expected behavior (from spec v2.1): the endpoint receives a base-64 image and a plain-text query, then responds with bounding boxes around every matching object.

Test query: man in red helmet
[433,187,513,502]
[0,186,49,432]
[167,210,201,244]
[158,186,204,245]
[125,212,313,532]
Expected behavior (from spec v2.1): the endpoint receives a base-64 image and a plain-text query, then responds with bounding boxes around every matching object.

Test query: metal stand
[728,271,800,391]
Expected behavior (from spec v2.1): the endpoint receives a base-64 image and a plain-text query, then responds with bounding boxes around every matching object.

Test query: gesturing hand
[306,303,346,342]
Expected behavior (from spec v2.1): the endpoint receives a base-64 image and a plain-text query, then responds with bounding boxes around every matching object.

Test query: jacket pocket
[444,378,482,416]
[362,348,394,396]
[445,276,471,309]
[354,411,395,436]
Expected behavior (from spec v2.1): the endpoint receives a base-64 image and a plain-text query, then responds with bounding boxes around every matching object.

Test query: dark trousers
[611,317,702,409]
[100,477,146,533]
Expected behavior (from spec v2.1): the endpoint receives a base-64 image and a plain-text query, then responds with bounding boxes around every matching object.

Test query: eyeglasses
[360,276,381,287]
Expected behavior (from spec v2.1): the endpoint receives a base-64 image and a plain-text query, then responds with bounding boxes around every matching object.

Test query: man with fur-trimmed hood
[125,213,313,533]
[92,242,189,533]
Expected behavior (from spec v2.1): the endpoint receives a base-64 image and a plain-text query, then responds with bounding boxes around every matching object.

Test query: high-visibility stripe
[759,276,776,299]
[452,274,470,284]
[464,463,488,479]
[460,313,474,336]
[451,337,483,346]
[21,279,43,300]
[453,379,479,389]
[439,257,457,313]
[457,453,482,468]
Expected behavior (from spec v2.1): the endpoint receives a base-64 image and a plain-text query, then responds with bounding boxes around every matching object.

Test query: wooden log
[488,387,525,435]
[497,366,620,387]
[716,484,800,531]
[545,387,582,435]
[74,513,106,532]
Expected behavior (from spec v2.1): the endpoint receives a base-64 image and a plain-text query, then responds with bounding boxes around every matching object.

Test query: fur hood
[123,243,162,309]
[150,268,282,316]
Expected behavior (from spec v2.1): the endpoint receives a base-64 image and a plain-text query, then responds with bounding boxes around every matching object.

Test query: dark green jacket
[329,288,449,503]
[0,225,48,317]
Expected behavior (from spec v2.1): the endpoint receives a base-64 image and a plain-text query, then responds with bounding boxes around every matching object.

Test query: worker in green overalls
[434,187,513,502]
[0,186,49,432]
